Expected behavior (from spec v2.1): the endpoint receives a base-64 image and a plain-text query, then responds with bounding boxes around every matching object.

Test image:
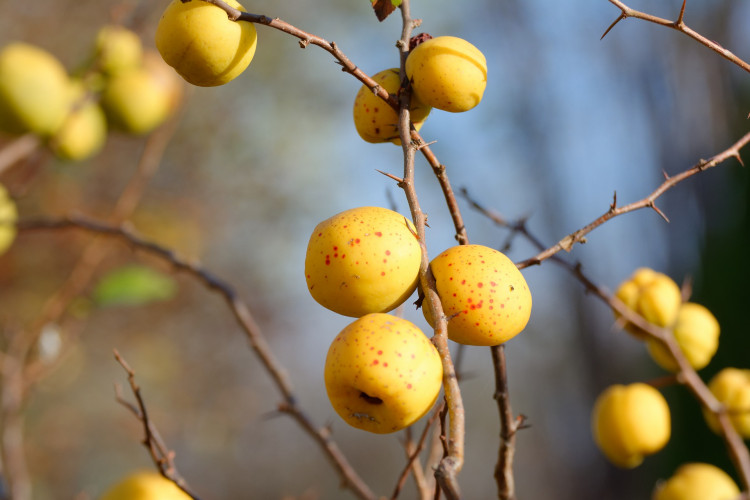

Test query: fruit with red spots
[422,244,531,346]
[305,206,421,317]
[352,68,431,145]
[324,313,443,433]
[405,36,487,113]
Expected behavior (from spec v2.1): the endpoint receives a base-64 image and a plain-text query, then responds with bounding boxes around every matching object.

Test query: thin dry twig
[0,135,41,177]
[517,130,750,269]
[16,216,377,500]
[390,402,444,500]
[113,349,201,500]
[603,0,750,74]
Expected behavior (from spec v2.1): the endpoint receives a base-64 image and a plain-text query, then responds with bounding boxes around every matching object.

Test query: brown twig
[491,345,522,500]
[603,0,750,74]
[16,216,377,500]
[517,130,750,269]
[394,2,463,498]
[113,349,202,500]
[390,402,443,500]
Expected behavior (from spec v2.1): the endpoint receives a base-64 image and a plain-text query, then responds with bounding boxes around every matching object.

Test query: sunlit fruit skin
[100,471,191,500]
[405,36,487,113]
[101,67,173,135]
[652,463,741,500]
[0,42,71,136]
[614,268,682,339]
[155,0,258,87]
[324,313,443,434]
[95,25,143,75]
[703,368,750,438]
[422,244,531,346]
[352,68,431,145]
[646,302,720,372]
[305,206,421,318]
[52,82,107,161]
[592,383,671,468]
[0,184,17,256]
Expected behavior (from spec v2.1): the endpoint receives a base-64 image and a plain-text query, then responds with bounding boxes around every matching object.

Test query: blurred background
[0,0,748,498]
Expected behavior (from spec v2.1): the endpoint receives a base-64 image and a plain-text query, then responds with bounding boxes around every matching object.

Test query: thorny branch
[603,0,750,74]
[113,349,202,500]
[461,127,750,492]
[16,216,377,500]
[517,130,750,269]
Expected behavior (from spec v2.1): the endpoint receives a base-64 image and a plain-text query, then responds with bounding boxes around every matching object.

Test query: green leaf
[391,0,402,6]
[93,265,177,307]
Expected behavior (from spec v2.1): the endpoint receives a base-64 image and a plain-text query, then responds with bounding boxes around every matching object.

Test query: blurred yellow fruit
[653,463,740,500]
[614,267,682,339]
[155,0,257,87]
[100,471,191,500]
[592,383,671,468]
[101,66,173,135]
[352,68,431,145]
[324,313,442,434]
[51,82,107,161]
[703,368,750,438]
[0,184,17,256]
[305,206,421,318]
[0,42,71,136]
[646,302,720,372]
[142,50,184,114]
[405,36,487,113]
[95,25,143,75]
[423,244,531,346]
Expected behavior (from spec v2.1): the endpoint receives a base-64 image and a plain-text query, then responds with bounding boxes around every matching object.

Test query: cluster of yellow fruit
[99,471,191,500]
[353,35,487,144]
[304,206,531,433]
[590,267,746,499]
[0,27,181,162]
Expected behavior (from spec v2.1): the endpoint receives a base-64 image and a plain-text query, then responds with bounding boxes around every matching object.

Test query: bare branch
[606,0,750,73]
[517,130,750,269]
[113,349,202,500]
